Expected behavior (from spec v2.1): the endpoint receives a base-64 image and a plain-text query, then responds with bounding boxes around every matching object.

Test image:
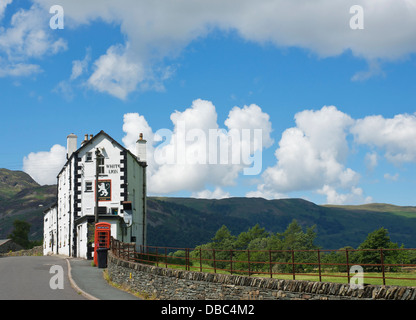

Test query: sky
[1,0,416,206]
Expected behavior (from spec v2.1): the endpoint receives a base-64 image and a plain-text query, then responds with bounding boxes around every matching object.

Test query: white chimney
[136,133,147,162]
[67,133,78,159]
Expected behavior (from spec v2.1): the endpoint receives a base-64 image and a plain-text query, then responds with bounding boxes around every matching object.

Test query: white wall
[44,132,147,259]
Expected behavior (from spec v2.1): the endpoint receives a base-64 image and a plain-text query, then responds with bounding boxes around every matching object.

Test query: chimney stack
[81,134,88,146]
[67,133,78,159]
[136,133,147,162]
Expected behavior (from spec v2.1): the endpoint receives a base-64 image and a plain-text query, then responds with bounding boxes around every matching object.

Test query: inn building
[43,130,147,259]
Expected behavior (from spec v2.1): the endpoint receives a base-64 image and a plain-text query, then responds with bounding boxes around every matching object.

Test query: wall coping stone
[108,251,416,300]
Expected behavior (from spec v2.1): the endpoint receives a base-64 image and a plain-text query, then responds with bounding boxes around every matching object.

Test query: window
[85,181,93,192]
[86,152,92,162]
[98,156,105,174]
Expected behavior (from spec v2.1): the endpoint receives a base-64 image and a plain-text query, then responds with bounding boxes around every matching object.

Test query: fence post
[317,249,322,282]
[345,248,350,284]
[213,249,216,274]
[247,249,251,277]
[230,250,233,275]
[146,246,149,263]
[199,247,202,272]
[269,249,272,278]
[380,248,386,286]
[156,247,159,267]
[186,248,189,271]
[165,247,168,268]
[291,249,295,280]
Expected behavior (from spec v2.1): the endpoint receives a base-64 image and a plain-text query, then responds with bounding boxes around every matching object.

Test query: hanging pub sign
[96,180,111,201]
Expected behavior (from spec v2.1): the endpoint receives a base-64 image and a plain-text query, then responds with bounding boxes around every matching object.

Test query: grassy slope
[147,197,416,250]
[1,170,416,250]
[0,169,56,240]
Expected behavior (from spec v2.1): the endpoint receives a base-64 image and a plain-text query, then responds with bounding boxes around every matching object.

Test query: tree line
[7,219,42,249]
[169,220,415,274]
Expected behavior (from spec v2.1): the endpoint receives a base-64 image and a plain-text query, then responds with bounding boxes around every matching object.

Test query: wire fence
[110,237,416,286]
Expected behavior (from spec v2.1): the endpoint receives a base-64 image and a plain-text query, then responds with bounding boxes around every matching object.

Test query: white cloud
[22,144,67,185]
[0,59,42,77]
[0,4,67,59]
[248,106,368,204]
[192,187,230,199]
[365,152,378,171]
[70,49,91,80]
[0,3,67,77]
[87,44,144,100]
[122,99,273,195]
[31,0,416,98]
[53,49,92,100]
[317,185,373,205]
[384,173,399,181]
[0,0,12,21]
[351,113,416,164]
[351,60,385,82]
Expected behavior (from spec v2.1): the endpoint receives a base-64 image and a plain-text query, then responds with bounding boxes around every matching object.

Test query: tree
[234,224,269,250]
[211,225,236,250]
[8,219,31,249]
[356,227,401,272]
[274,219,318,273]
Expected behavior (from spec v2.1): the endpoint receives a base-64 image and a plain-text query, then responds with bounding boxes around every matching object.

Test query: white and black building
[43,130,147,259]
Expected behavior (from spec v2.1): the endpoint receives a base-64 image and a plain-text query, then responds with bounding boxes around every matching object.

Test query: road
[0,255,86,300]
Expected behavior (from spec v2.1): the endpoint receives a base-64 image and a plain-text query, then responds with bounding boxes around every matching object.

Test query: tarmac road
[0,255,86,300]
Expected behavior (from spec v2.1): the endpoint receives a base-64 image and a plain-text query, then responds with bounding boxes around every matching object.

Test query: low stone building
[0,239,23,254]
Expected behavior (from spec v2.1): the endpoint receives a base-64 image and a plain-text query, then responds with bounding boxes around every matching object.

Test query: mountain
[1,169,416,250]
[147,197,416,249]
[0,168,40,200]
[0,169,57,240]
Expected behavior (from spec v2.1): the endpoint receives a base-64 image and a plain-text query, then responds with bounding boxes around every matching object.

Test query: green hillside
[0,168,40,200]
[1,169,416,250]
[0,169,56,240]
[147,197,416,249]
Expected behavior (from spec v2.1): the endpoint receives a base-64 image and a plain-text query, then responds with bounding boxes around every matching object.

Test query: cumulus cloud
[351,113,416,164]
[122,99,273,195]
[192,187,230,199]
[87,44,145,100]
[317,185,372,205]
[248,106,371,204]
[30,0,416,98]
[23,144,67,185]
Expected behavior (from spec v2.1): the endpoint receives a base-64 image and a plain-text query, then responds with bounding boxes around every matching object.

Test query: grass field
[152,261,416,287]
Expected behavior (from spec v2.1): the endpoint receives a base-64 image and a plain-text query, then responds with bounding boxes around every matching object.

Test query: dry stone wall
[107,251,416,300]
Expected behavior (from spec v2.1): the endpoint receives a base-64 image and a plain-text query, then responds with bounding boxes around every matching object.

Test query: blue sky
[1,0,416,205]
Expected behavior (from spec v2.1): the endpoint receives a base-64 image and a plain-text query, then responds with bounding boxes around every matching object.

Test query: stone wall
[0,244,42,256]
[107,251,416,300]
[0,239,24,254]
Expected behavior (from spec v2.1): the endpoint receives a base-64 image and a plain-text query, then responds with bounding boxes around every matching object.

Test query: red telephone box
[94,222,111,266]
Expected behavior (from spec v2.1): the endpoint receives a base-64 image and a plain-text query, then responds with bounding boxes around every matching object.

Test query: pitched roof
[58,130,146,178]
